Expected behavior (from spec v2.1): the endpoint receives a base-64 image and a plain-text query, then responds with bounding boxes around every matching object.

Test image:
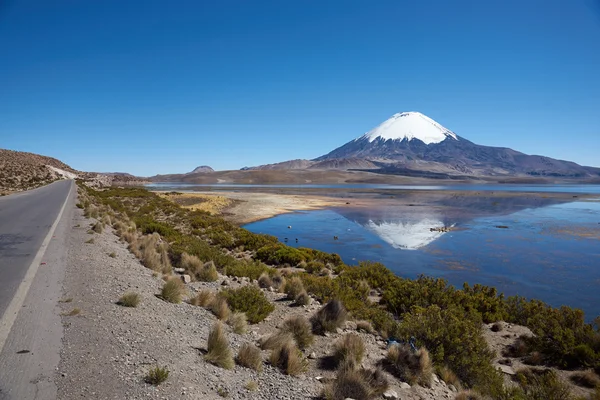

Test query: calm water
[148,182,600,194]
[244,201,600,320]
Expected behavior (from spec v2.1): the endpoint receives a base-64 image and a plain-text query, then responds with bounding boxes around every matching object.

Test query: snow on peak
[361,111,457,144]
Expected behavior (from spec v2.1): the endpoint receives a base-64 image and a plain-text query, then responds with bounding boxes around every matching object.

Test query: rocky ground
[57,196,463,400]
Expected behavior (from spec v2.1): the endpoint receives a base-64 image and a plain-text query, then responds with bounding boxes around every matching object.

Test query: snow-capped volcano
[361,112,458,144]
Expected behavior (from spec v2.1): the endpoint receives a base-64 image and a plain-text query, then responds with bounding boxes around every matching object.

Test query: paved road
[0,180,74,400]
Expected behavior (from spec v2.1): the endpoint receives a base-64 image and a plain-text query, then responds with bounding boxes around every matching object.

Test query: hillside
[0,149,78,192]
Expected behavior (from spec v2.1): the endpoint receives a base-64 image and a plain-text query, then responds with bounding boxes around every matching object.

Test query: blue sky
[1,0,599,175]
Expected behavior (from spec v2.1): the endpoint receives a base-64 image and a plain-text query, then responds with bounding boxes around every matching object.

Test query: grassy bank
[78,183,600,399]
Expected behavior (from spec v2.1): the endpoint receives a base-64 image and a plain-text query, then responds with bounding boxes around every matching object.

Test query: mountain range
[245,112,599,179]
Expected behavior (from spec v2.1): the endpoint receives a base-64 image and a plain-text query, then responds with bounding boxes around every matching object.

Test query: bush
[222,285,274,324]
[311,299,347,334]
[118,292,140,308]
[209,295,231,320]
[189,289,214,307]
[570,370,600,388]
[225,261,269,280]
[323,368,389,400]
[281,315,314,350]
[236,343,263,372]
[258,272,273,288]
[491,322,503,332]
[227,312,248,334]
[198,261,219,282]
[294,290,311,306]
[515,368,573,400]
[332,334,365,370]
[385,344,433,387]
[454,390,483,400]
[269,341,306,376]
[205,322,234,369]
[356,320,375,334]
[145,366,169,385]
[284,277,305,300]
[160,278,186,303]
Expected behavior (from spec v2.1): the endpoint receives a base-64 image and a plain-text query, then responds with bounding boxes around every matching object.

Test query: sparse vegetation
[109,252,117,258]
[236,343,263,372]
[454,390,483,400]
[385,344,433,387]
[160,278,186,303]
[570,370,600,388]
[244,381,258,391]
[144,366,169,385]
[311,299,347,334]
[356,320,375,334]
[332,333,365,370]
[269,341,306,376]
[189,289,214,307]
[280,315,314,350]
[205,322,234,369]
[118,292,140,307]
[227,312,248,334]
[323,367,389,400]
[62,308,81,316]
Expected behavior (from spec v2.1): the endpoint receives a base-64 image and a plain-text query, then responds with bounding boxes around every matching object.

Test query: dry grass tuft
[62,308,81,316]
[437,365,461,389]
[227,312,248,334]
[454,390,483,400]
[260,332,294,351]
[280,315,314,350]
[118,292,140,308]
[283,276,305,300]
[158,243,172,274]
[332,333,365,370]
[257,272,273,288]
[160,278,186,303]
[294,290,311,306]
[356,320,375,334]
[145,366,169,385]
[197,261,219,282]
[209,295,231,320]
[323,367,389,400]
[311,299,347,334]
[271,271,285,290]
[269,341,306,376]
[180,253,203,276]
[244,381,258,391]
[236,343,263,372]
[85,238,94,244]
[189,289,214,307]
[385,344,433,387]
[92,221,103,233]
[109,252,117,258]
[570,370,600,388]
[205,322,234,369]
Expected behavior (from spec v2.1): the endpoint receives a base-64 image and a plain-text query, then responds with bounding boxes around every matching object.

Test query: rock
[181,274,191,284]
[433,373,440,383]
[383,390,399,399]
[308,352,317,359]
[315,376,324,382]
[345,321,357,330]
[174,268,185,274]
[336,328,343,334]
[448,384,457,392]
[498,364,515,375]
[221,280,228,286]
[399,382,411,389]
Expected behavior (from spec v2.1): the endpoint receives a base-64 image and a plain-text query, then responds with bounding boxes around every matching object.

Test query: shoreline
[152,188,597,225]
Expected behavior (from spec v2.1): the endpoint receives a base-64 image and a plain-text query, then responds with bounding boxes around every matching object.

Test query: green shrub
[118,292,140,308]
[205,322,234,369]
[222,285,274,324]
[395,305,503,395]
[515,368,573,400]
[160,278,186,303]
[236,343,263,372]
[224,261,269,280]
[145,366,169,385]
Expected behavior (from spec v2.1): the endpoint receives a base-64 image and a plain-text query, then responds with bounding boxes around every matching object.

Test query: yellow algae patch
[158,192,233,215]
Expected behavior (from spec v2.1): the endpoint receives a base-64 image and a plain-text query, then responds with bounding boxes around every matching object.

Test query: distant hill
[189,165,214,174]
[0,149,78,192]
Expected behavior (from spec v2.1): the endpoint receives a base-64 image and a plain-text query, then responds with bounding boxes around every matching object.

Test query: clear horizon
[1,0,599,176]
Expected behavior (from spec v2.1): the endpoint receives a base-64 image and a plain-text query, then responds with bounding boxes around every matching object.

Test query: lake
[242,192,600,320]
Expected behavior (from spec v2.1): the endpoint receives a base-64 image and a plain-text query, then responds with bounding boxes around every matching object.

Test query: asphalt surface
[0,180,72,318]
[0,180,74,400]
